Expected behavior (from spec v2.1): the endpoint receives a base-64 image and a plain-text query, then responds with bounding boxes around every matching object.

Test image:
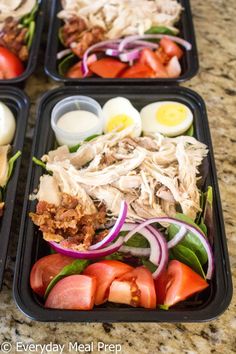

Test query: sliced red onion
[57,48,72,60]
[124,225,161,267]
[105,48,120,57]
[167,226,187,249]
[81,53,98,76]
[126,217,213,279]
[119,48,142,62]
[49,236,124,259]
[89,201,128,250]
[82,39,121,76]
[119,34,192,52]
[119,245,151,257]
[146,225,168,279]
[133,40,159,50]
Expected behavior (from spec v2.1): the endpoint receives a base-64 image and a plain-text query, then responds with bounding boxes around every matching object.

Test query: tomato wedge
[108,279,140,306]
[121,62,155,78]
[159,38,184,59]
[83,260,133,305]
[166,56,181,78]
[116,266,156,309]
[155,260,209,308]
[45,274,96,310]
[0,46,24,79]
[30,253,75,297]
[139,48,168,78]
[89,58,128,78]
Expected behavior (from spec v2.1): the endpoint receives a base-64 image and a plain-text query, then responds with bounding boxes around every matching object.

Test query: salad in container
[0,0,43,81]
[47,0,198,82]
[28,93,216,312]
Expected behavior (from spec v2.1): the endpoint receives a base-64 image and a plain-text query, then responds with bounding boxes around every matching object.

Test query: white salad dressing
[57,110,99,133]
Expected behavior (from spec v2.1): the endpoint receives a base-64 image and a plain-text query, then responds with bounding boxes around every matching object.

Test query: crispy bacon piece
[0,17,29,61]
[61,16,105,57]
[29,193,107,250]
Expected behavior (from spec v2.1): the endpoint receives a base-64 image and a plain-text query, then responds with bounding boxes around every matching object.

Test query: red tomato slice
[89,58,128,78]
[159,38,184,59]
[166,56,181,78]
[155,260,209,308]
[45,274,96,310]
[66,61,92,78]
[0,46,24,79]
[83,260,133,305]
[30,254,75,297]
[108,279,140,307]
[118,266,156,309]
[139,48,168,78]
[121,62,155,78]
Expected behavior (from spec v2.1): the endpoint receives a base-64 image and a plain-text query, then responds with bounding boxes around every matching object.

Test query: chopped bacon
[29,193,107,250]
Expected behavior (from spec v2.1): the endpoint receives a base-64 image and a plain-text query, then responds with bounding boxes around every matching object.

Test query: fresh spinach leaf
[58,53,77,76]
[119,231,149,248]
[170,244,206,278]
[142,259,157,273]
[32,157,52,175]
[69,134,101,153]
[184,124,194,137]
[7,151,21,183]
[145,26,177,35]
[44,259,89,298]
[168,213,208,265]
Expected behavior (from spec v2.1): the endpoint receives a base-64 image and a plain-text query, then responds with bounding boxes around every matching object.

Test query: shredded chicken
[32,128,208,226]
[59,0,182,39]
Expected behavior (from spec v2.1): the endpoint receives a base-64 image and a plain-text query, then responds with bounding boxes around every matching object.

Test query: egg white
[140,101,193,137]
[0,101,16,145]
[103,97,142,137]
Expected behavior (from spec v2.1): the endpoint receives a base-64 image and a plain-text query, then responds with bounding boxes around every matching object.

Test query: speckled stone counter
[0,1,235,353]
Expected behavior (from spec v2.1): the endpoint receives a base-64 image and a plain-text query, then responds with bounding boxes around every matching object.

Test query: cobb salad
[0,101,21,217]
[29,96,214,311]
[0,0,39,79]
[57,0,192,79]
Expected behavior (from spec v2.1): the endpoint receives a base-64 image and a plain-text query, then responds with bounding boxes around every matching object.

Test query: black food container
[0,0,46,86]
[45,0,199,85]
[0,87,29,288]
[13,85,232,322]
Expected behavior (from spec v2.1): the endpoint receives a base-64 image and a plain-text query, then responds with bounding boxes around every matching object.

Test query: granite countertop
[0,0,236,353]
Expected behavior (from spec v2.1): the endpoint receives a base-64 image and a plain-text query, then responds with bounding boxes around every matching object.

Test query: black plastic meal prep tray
[45,0,199,85]
[13,85,232,322]
[0,87,29,289]
[0,0,46,86]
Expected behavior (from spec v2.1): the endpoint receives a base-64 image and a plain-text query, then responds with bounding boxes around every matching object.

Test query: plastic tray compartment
[14,86,232,322]
[0,0,46,86]
[0,87,29,288]
[45,0,199,85]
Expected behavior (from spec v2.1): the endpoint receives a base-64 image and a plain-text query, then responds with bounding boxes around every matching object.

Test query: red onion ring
[124,225,161,267]
[49,236,124,259]
[167,226,187,249]
[89,201,128,250]
[126,218,213,279]
[119,34,192,52]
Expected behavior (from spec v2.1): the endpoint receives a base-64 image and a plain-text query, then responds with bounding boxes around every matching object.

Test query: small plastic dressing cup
[51,96,104,147]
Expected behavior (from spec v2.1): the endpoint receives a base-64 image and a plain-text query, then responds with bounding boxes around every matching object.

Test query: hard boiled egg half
[140,101,193,137]
[0,101,16,145]
[103,97,142,137]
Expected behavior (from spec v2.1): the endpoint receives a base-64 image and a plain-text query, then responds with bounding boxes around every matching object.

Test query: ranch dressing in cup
[51,96,104,147]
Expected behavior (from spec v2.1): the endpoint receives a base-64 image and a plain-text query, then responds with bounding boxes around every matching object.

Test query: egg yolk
[106,114,134,132]
[156,103,187,126]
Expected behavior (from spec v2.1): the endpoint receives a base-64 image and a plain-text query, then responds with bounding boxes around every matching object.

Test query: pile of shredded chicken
[58,0,182,56]
[30,127,208,248]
